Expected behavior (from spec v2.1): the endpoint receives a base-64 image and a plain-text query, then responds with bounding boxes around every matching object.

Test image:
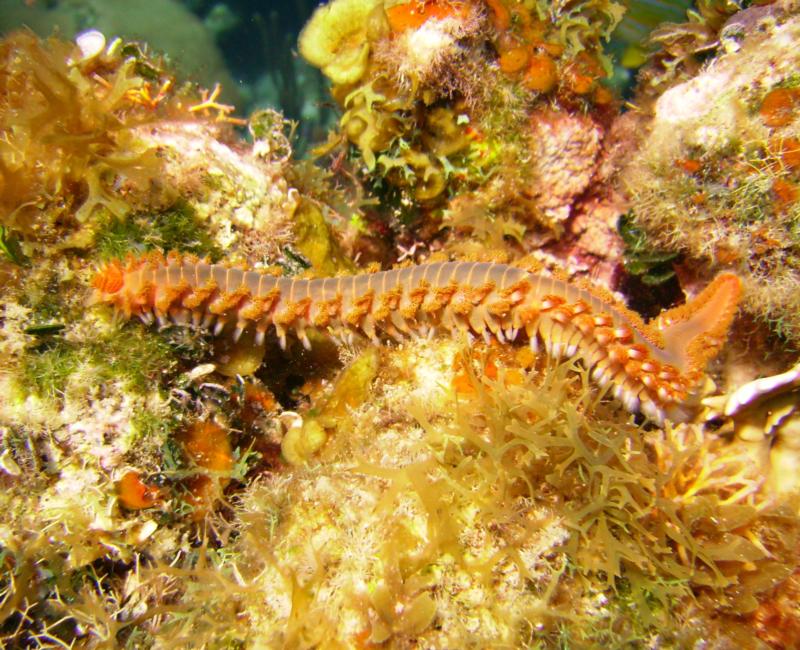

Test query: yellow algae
[281,417,328,466]
[315,347,380,428]
[214,329,267,377]
[293,200,357,276]
[283,347,380,465]
[298,0,384,85]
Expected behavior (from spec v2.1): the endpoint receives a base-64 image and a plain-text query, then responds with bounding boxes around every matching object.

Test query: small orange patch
[238,381,279,427]
[778,136,800,171]
[592,85,613,106]
[485,0,510,31]
[386,0,468,32]
[483,354,498,380]
[676,158,702,174]
[759,88,799,128]
[690,192,707,206]
[749,571,800,649]
[523,53,557,93]
[176,419,235,520]
[452,348,525,394]
[117,471,161,510]
[773,177,798,206]
[751,225,783,255]
[498,46,530,74]
[563,52,604,95]
[179,420,234,474]
[452,370,476,394]
[244,382,278,412]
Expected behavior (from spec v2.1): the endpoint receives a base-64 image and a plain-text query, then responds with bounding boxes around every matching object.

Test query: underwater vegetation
[5,339,798,647]
[622,0,800,343]
[0,29,317,269]
[0,28,250,260]
[0,26,340,647]
[0,0,239,103]
[2,1,800,648]
[299,0,625,249]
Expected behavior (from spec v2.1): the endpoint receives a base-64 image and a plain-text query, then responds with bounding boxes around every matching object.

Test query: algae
[94,202,221,261]
[292,199,357,276]
[2,9,800,649]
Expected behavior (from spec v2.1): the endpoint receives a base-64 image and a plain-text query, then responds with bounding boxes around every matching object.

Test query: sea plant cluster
[622,1,800,343]
[0,30,231,243]
[1,1,800,648]
[299,0,624,245]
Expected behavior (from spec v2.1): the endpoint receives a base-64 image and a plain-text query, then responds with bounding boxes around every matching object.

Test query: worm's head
[89,260,125,306]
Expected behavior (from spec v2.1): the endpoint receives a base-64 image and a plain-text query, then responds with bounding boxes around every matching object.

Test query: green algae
[619,212,679,286]
[20,325,177,401]
[89,327,178,393]
[94,201,221,261]
[0,225,28,266]
[131,408,179,442]
[20,338,82,401]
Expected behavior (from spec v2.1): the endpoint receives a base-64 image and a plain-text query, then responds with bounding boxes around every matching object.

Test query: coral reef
[3,4,800,649]
[0,31,166,238]
[0,28,350,645]
[0,30,246,246]
[0,30,313,267]
[299,0,625,254]
[622,0,800,342]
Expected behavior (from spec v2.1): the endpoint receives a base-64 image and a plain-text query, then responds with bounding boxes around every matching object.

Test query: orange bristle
[92,262,124,294]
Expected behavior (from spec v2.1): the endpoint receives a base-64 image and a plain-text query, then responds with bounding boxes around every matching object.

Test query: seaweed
[413,347,800,639]
[94,201,221,262]
[0,226,29,266]
[19,324,178,401]
[619,212,679,285]
[0,32,164,238]
[20,338,82,401]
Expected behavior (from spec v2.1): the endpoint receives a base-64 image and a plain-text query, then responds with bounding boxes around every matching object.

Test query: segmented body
[92,252,742,425]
